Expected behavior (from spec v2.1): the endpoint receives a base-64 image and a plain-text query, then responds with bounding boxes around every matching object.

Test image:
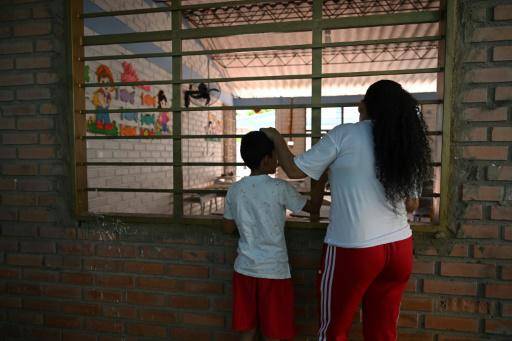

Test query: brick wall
[0,1,511,340]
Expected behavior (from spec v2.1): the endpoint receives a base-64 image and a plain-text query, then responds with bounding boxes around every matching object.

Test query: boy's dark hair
[241,131,274,170]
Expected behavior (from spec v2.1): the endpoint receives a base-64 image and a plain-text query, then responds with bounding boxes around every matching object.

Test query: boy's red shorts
[232,271,295,340]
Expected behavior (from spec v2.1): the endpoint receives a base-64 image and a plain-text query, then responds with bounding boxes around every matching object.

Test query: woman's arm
[302,171,329,220]
[405,197,419,213]
[261,128,307,179]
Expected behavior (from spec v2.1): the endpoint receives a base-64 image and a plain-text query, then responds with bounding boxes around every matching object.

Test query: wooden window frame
[69,0,456,232]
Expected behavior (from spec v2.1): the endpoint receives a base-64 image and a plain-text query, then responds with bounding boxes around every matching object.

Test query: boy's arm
[302,171,329,219]
[223,219,237,234]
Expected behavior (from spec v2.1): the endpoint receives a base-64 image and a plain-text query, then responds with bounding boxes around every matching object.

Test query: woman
[261,80,431,341]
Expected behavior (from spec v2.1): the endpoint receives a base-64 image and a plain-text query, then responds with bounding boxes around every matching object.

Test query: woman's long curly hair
[363,80,432,208]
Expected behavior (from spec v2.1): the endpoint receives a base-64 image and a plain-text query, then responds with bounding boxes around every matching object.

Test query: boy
[223,131,326,341]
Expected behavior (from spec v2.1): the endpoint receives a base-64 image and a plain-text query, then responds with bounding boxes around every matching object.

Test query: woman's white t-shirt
[294,120,412,248]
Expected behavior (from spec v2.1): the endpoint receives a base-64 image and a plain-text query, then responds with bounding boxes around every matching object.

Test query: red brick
[40,102,57,114]
[19,208,52,222]
[140,245,179,259]
[182,249,210,262]
[36,39,53,52]
[126,323,167,337]
[491,206,512,220]
[18,146,55,159]
[8,282,42,296]
[44,284,81,299]
[0,146,16,159]
[96,274,134,288]
[167,264,209,278]
[14,22,51,36]
[503,303,512,316]
[84,259,124,272]
[496,86,512,101]
[485,319,512,335]
[9,311,43,325]
[86,319,123,333]
[494,5,512,20]
[17,117,54,130]
[0,178,16,190]
[467,67,512,83]
[17,87,51,100]
[96,244,138,258]
[0,268,19,278]
[462,88,487,103]
[62,332,96,341]
[1,192,37,205]
[486,283,512,299]
[463,203,482,220]
[23,298,60,312]
[502,265,512,280]
[494,46,512,61]
[398,313,418,328]
[2,104,37,116]
[32,4,51,18]
[423,279,477,295]
[212,297,231,312]
[2,133,38,144]
[462,185,504,201]
[0,164,37,175]
[171,328,211,340]
[44,255,81,269]
[84,289,123,303]
[36,72,58,84]
[0,58,13,70]
[182,312,224,327]
[124,261,164,274]
[488,165,512,180]
[139,309,177,323]
[463,146,508,160]
[1,207,20,221]
[398,332,434,341]
[460,126,487,141]
[0,8,31,21]
[471,26,512,42]
[39,226,76,239]
[425,315,479,332]
[0,117,16,129]
[45,314,81,329]
[412,260,435,274]
[22,270,58,282]
[183,281,223,294]
[2,225,37,237]
[459,224,499,239]
[436,297,491,314]
[61,272,94,285]
[18,178,53,191]
[0,90,13,101]
[0,297,21,309]
[16,56,51,69]
[103,305,137,319]
[169,295,209,309]
[0,73,33,86]
[492,127,512,141]
[440,262,495,278]
[20,241,55,253]
[475,244,512,259]
[6,254,43,267]
[127,291,166,306]
[57,241,94,256]
[400,296,433,312]
[62,303,101,316]
[37,194,58,206]
[0,41,32,54]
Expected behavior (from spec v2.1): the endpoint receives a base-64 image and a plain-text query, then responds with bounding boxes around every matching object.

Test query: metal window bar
[73,0,448,227]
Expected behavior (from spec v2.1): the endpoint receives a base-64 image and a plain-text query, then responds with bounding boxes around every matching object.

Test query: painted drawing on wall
[205,112,222,142]
[87,64,118,136]
[121,61,151,92]
[156,90,171,135]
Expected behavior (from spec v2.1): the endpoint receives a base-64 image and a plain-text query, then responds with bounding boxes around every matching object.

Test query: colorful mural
[86,62,171,137]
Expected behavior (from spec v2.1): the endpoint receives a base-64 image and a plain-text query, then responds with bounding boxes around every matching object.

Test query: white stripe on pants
[319,245,336,341]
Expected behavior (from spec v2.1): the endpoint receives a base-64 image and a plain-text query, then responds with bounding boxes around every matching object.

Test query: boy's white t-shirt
[294,120,412,248]
[224,175,307,279]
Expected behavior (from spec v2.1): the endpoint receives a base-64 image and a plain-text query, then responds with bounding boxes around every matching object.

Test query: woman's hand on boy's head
[260,127,280,141]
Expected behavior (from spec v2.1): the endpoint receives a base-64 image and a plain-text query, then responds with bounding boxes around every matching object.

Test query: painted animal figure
[140,114,155,126]
[120,124,137,136]
[121,112,138,122]
[141,93,156,107]
[118,89,136,104]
